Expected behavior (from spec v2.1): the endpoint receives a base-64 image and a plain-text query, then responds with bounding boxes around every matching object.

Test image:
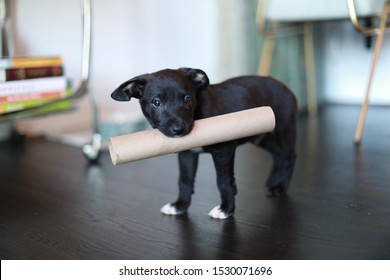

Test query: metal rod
[347,0,390,35]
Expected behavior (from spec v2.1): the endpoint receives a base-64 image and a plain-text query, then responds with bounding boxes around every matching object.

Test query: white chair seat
[266,0,385,21]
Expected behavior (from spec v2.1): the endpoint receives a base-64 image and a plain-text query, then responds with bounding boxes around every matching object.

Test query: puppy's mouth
[159,123,193,138]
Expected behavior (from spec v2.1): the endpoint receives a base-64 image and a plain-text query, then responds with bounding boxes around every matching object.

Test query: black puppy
[111,68,297,219]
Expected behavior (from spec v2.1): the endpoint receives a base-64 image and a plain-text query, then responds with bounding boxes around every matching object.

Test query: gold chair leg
[303,22,318,117]
[354,1,389,145]
[258,35,275,76]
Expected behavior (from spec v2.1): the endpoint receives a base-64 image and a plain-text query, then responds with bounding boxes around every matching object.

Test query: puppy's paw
[267,183,288,198]
[208,206,232,220]
[160,203,185,215]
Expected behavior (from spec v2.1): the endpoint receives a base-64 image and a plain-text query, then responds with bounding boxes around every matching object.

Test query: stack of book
[0,56,71,115]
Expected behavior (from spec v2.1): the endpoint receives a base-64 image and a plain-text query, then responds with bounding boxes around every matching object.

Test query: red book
[0,66,64,82]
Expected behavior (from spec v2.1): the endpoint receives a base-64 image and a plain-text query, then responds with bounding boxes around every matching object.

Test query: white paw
[208,206,232,220]
[160,203,184,215]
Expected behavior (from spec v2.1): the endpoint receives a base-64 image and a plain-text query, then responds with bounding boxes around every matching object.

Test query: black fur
[111,68,297,218]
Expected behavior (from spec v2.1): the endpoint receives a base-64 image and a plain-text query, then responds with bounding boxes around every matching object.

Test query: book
[0,76,68,97]
[0,91,63,104]
[0,56,63,69]
[0,66,64,82]
[0,87,71,114]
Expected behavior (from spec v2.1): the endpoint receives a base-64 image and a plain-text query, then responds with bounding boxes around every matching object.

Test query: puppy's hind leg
[161,151,199,215]
[266,150,296,197]
[259,133,296,197]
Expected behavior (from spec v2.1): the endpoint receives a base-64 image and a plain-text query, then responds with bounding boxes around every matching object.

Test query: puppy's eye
[184,95,192,104]
[152,99,161,108]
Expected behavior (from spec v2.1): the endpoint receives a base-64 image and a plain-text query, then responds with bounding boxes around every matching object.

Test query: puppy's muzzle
[171,125,186,137]
[160,121,193,138]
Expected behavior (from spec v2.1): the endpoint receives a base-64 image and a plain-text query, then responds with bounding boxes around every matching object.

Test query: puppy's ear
[111,76,147,101]
[179,68,209,90]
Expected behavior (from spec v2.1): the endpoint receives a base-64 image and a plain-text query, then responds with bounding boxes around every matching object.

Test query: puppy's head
[111,68,209,137]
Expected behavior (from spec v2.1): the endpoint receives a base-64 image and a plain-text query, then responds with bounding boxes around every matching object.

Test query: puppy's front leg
[161,151,199,215]
[208,145,237,219]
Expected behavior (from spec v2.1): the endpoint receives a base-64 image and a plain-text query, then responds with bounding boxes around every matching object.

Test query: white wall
[7,0,388,137]
[9,0,258,136]
[322,21,390,105]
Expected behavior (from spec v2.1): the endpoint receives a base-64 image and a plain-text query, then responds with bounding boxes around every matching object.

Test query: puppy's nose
[171,125,185,136]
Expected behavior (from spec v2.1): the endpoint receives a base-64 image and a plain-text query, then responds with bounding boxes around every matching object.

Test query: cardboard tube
[108,106,275,165]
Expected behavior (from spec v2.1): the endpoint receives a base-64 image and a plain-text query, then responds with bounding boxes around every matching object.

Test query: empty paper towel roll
[108,106,275,165]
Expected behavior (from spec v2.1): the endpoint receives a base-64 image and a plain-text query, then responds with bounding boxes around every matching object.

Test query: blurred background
[0,0,389,142]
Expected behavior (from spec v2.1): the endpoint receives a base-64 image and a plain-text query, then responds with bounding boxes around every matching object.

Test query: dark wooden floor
[1,105,390,260]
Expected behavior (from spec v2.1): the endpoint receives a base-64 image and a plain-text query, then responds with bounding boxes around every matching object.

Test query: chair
[256,0,389,144]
